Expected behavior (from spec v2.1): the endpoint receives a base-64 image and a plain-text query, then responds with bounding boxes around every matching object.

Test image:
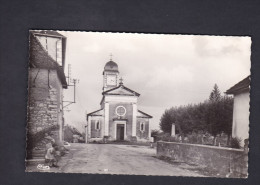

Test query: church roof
[87,109,104,117]
[87,108,152,119]
[104,60,119,73]
[102,84,140,97]
[137,110,153,118]
[226,75,250,95]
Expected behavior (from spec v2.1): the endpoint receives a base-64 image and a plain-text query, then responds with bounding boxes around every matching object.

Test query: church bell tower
[103,56,119,92]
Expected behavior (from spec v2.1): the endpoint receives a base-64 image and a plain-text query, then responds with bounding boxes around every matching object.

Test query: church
[87,59,152,142]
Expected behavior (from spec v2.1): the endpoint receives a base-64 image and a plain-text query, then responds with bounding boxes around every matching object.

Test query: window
[115,106,126,116]
[95,120,100,130]
[140,122,145,132]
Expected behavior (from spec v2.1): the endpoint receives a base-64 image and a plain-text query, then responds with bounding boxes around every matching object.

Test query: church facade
[87,60,152,142]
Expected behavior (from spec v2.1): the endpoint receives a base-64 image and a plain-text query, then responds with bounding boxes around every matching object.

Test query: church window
[140,122,145,132]
[95,121,100,130]
[115,106,126,116]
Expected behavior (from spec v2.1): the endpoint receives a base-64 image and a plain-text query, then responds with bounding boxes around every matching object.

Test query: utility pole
[63,64,79,108]
[85,110,88,143]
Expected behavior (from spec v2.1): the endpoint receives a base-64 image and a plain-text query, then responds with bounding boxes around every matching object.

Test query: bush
[230,137,241,149]
[188,134,198,144]
[158,133,180,142]
[151,129,161,137]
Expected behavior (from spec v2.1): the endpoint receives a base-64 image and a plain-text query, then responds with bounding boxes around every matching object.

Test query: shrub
[230,137,241,149]
[188,134,198,144]
[159,133,180,142]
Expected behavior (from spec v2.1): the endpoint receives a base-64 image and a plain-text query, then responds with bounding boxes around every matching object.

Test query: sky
[59,31,251,132]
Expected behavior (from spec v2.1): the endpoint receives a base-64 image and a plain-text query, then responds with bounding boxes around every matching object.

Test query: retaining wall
[157,141,248,178]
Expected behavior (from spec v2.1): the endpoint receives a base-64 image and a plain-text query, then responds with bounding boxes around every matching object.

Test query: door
[116,124,125,140]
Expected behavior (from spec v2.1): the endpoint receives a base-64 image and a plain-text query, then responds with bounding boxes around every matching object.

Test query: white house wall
[232,92,250,145]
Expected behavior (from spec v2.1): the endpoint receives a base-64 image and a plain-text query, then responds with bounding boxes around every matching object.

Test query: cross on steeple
[119,77,123,85]
[109,53,113,61]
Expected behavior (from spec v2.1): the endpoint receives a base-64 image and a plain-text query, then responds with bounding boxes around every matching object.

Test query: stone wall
[157,141,248,178]
[28,68,63,142]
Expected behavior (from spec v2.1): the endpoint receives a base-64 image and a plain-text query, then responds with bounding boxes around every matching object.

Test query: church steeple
[103,55,119,91]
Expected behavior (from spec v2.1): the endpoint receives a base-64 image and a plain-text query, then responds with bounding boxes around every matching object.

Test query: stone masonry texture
[157,141,248,178]
[28,68,63,141]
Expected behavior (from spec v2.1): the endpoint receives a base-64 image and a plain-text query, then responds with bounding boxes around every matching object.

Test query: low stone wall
[157,141,248,178]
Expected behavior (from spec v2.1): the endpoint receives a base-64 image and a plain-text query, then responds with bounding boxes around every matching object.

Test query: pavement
[26,143,205,177]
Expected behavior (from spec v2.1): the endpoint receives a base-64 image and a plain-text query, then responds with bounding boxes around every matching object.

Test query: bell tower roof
[104,60,119,73]
[103,53,119,73]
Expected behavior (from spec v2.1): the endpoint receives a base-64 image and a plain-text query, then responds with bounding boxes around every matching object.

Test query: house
[27,30,67,156]
[87,59,152,142]
[226,76,250,146]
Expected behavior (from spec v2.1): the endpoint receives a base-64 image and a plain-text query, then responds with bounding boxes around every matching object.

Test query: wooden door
[116,124,125,140]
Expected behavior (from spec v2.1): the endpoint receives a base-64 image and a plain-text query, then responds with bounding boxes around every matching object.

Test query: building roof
[29,31,67,88]
[65,125,82,135]
[30,30,67,69]
[87,109,104,117]
[226,76,250,95]
[30,30,66,38]
[87,109,152,119]
[103,60,119,73]
[137,110,153,118]
[102,84,140,96]
[100,84,140,105]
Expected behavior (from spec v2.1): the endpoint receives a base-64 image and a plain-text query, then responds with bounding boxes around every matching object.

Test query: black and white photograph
[25,30,250,178]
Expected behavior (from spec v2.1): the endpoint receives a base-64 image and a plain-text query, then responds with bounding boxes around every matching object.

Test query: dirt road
[58,143,204,176]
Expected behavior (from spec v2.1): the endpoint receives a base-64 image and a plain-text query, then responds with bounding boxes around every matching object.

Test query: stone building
[87,60,152,142]
[27,30,67,155]
[226,76,250,146]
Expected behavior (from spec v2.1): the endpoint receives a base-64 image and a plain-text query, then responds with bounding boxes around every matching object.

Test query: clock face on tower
[107,75,116,86]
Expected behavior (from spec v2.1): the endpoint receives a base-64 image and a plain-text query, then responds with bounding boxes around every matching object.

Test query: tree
[159,83,233,146]
[219,95,233,145]
[206,85,234,144]
[209,84,221,102]
[191,103,207,132]
[206,100,221,137]
[159,109,173,134]
[207,84,222,137]
[151,129,161,137]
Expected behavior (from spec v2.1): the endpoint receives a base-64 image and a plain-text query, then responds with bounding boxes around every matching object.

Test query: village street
[46,143,204,176]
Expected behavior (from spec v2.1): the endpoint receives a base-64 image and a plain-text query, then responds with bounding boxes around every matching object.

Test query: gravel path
[58,143,204,176]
